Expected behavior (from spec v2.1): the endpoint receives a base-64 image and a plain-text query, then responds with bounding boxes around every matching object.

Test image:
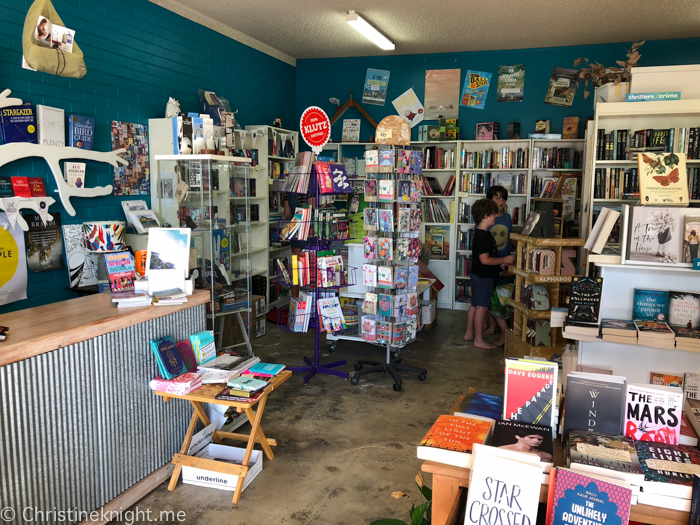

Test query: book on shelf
[600,319,636,338]
[633,288,669,321]
[624,383,683,445]
[636,440,700,501]
[489,420,554,470]
[150,336,186,380]
[567,277,603,325]
[634,320,676,349]
[67,115,94,150]
[416,414,494,468]
[584,207,620,254]
[681,412,699,447]
[467,444,543,522]
[566,430,644,485]
[36,104,65,147]
[563,372,627,438]
[0,102,37,144]
[453,387,504,421]
[503,358,558,430]
[547,468,633,525]
[104,251,135,293]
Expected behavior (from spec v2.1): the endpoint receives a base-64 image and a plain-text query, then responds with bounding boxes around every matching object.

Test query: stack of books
[562,277,603,342]
[111,290,151,308]
[150,336,187,380]
[197,354,260,384]
[634,319,676,349]
[216,376,269,402]
[152,288,188,306]
[549,307,567,328]
[149,372,202,395]
[601,319,637,344]
[243,362,286,379]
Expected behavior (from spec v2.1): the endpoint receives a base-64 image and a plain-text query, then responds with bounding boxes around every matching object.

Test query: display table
[158,370,291,504]
[0,291,209,524]
[421,395,692,525]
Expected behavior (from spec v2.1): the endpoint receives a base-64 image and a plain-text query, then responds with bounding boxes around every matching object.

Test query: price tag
[377,129,393,139]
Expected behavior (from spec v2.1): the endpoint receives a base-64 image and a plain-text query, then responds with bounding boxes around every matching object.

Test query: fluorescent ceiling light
[346,10,395,51]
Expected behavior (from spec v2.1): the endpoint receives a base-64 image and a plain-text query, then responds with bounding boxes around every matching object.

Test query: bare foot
[473,339,496,350]
[464,332,474,341]
[485,326,496,335]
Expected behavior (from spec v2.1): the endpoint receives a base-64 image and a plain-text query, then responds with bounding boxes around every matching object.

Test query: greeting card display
[363,263,377,287]
[408,266,419,288]
[377,237,393,260]
[363,293,378,315]
[363,208,378,231]
[364,179,378,202]
[378,180,394,202]
[397,209,411,232]
[376,321,392,343]
[378,209,394,232]
[363,236,376,259]
[378,294,393,316]
[362,318,376,342]
[377,266,393,288]
[398,180,411,203]
[395,267,408,290]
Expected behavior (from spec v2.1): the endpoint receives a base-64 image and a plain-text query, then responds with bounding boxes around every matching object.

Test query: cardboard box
[251,295,266,319]
[631,65,700,100]
[182,423,262,493]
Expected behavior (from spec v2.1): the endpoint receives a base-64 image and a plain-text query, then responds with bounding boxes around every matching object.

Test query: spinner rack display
[274,163,359,384]
[349,146,427,391]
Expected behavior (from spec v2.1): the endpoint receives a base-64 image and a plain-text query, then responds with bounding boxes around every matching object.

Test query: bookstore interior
[4,2,700,524]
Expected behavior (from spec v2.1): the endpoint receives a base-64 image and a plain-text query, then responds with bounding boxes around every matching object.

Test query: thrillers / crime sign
[300,106,330,154]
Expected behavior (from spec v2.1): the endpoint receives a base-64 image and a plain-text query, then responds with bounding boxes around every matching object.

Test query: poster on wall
[111,121,150,195]
[0,212,28,306]
[391,88,424,128]
[424,69,461,120]
[544,67,580,107]
[425,225,450,260]
[24,212,65,272]
[460,70,492,110]
[362,68,390,106]
[62,224,99,288]
[497,65,525,102]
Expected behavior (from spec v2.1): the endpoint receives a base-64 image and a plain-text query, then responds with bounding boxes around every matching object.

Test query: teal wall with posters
[296,38,700,144]
[0,0,296,314]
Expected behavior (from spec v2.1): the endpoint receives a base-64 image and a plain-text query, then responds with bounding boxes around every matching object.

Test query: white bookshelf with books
[245,125,299,311]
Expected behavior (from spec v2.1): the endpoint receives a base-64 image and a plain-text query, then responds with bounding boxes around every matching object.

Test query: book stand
[505,233,585,359]
[156,370,291,504]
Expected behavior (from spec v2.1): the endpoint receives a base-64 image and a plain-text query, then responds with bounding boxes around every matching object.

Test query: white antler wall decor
[0,89,127,216]
[0,196,56,231]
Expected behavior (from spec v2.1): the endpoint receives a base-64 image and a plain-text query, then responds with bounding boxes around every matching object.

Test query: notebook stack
[634,320,676,349]
[149,372,202,395]
[600,319,637,344]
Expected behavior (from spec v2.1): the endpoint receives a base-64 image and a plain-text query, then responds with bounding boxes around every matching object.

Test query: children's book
[362,318,376,342]
[365,150,379,173]
[394,294,408,318]
[377,237,393,261]
[379,150,395,173]
[408,266,419,288]
[394,267,408,290]
[364,179,378,202]
[363,263,377,287]
[378,179,394,202]
[376,321,392,343]
[378,294,393,316]
[363,208,378,231]
[377,266,393,289]
[398,180,411,202]
[104,251,136,293]
[397,209,411,232]
[317,296,346,333]
[363,292,378,315]
[378,209,394,232]
[363,236,377,260]
[315,161,334,193]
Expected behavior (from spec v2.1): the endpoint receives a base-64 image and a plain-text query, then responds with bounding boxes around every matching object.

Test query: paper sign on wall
[497,65,525,102]
[424,69,460,119]
[460,70,492,110]
[392,88,424,128]
[362,68,390,106]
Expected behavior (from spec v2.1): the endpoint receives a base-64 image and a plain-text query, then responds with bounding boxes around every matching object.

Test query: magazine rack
[505,233,585,359]
[276,163,357,384]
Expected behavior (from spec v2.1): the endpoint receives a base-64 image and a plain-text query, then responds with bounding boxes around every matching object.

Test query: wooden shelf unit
[506,233,585,358]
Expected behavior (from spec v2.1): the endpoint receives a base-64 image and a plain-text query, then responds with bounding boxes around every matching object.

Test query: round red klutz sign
[300,106,330,153]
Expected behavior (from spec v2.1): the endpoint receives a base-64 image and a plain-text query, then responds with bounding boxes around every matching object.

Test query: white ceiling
[150,0,700,66]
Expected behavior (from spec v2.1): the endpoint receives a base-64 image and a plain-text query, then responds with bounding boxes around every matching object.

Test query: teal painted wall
[296,38,700,143]
[0,0,296,314]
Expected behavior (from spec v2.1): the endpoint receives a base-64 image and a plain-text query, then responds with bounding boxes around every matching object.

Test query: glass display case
[155,154,253,355]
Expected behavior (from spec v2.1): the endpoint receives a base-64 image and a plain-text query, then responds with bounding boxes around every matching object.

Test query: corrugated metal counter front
[0,291,209,524]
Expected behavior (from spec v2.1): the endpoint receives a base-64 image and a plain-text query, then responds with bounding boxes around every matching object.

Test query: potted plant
[573,41,645,104]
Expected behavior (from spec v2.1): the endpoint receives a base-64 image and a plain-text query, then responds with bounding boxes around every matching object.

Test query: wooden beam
[329,91,378,129]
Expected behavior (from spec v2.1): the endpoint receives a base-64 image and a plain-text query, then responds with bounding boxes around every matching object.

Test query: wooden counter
[0,289,209,367]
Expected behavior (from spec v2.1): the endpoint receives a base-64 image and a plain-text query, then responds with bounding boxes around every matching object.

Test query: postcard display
[358,147,423,365]
[276,161,358,385]
[155,155,254,355]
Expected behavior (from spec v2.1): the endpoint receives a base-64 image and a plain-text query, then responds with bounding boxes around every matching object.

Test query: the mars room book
[417,414,493,468]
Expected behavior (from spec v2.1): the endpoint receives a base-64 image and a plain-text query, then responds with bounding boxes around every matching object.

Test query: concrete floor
[117,309,505,525]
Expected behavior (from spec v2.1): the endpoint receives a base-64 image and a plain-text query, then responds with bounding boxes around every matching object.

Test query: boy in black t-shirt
[464,199,516,349]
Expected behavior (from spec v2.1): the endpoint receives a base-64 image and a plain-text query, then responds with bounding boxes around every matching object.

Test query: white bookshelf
[246,125,299,312]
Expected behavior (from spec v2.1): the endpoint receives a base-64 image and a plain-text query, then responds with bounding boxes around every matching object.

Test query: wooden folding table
[155,370,291,504]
